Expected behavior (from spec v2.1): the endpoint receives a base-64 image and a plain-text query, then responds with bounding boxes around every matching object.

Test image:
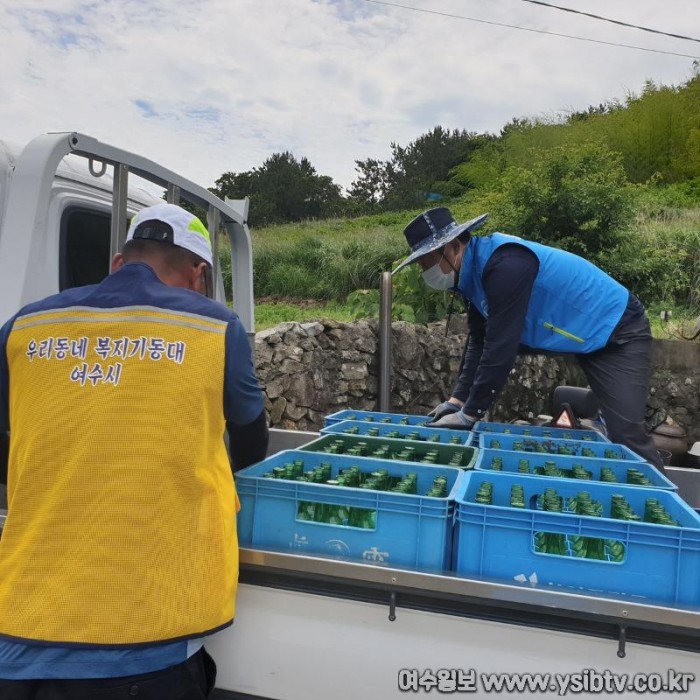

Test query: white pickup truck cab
[0,133,698,700]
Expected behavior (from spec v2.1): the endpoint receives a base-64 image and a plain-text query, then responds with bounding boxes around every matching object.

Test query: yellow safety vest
[0,305,239,645]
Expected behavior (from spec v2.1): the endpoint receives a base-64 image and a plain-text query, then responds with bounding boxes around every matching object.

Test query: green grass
[255,301,356,331]
[647,302,700,340]
[610,206,700,309]
[244,193,499,302]
[217,186,700,330]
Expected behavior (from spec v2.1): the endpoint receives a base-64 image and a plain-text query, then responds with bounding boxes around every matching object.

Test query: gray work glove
[425,411,476,430]
[427,400,461,421]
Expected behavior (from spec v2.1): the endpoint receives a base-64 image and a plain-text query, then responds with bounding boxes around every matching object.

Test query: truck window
[59,207,112,290]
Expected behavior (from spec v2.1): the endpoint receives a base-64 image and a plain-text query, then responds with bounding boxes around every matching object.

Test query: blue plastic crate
[237,450,463,571]
[475,449,677,490]
[473,421,610,443]
[478,433,645,461]
[321,419,475,447]
[454,471,700,606]
[324,409,431,428]
[299,433,478,470]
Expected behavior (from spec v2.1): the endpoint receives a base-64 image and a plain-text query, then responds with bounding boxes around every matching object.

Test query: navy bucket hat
[392,207,488,274]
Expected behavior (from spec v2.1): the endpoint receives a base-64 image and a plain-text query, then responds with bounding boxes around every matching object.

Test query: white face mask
[422,262,455,290]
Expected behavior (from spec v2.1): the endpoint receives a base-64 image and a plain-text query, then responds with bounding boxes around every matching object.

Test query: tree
[493,143,633,258]
[211,152,343,227]
[347,158,390,208]
[386,127,489,207]
[348,126,492,210]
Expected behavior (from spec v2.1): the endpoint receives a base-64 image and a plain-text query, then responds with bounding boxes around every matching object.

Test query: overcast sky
[1,0,698,192]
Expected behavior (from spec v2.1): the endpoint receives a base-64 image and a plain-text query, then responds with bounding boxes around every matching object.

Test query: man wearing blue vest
[0,203,268,698]
[394,207,662,469]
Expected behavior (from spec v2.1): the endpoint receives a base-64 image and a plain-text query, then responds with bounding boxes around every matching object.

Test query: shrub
[218,240,232,299]
[493,143,633,257]
[348,260,455,324]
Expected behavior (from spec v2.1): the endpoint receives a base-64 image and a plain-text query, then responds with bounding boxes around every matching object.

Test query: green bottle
[284,463,297,479]
[542,492,567,555]
[578,500,605,560]
[448,453,463,467]
[600,467,617,483]
[475,481,494,505]
[428,476,448,498]
[510,485,525,508]
[626,468,652,486]
[607,540,625,562]
[543,461,562,478]
[570,535,587,558]
[534,530,547,553]
[572,464,592,480]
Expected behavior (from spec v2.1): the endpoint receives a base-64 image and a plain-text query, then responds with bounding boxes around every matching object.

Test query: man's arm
[227,410,268,472]
[224,320,269,472]
[449,303,486,405]
[462,244,539,419]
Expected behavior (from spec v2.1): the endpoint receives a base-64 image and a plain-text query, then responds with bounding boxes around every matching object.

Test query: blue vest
[457,233,628,353]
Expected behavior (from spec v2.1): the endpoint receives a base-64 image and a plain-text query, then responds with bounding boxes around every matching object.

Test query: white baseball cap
[127,203,213,266]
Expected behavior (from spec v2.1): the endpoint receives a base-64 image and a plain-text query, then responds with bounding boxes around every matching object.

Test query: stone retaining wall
[255,318,700,445]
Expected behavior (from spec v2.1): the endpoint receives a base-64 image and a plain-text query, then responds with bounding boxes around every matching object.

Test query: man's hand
[427,400,462,421]
[425,411,476,430]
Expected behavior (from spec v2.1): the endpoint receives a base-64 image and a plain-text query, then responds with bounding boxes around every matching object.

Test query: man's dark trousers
[0,647,216,700]
[578,325,663,469]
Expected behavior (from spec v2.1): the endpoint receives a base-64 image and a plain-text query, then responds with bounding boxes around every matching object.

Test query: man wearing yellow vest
[0,203,268,698]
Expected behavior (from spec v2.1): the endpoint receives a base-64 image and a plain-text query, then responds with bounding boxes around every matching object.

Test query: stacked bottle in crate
[299,433,478,470]
[321,419,475,447]
[473,420,611,443]
[236,449,463,571]
[260,457,449,529]
[477,452,677,490]
[324,409,433,428]
[453,471,700,606]
[478,433,645,461]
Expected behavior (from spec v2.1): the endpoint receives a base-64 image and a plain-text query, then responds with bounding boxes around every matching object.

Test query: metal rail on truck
[0,132,255,333]
[237,549,700,660]
[237,429,700,659]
